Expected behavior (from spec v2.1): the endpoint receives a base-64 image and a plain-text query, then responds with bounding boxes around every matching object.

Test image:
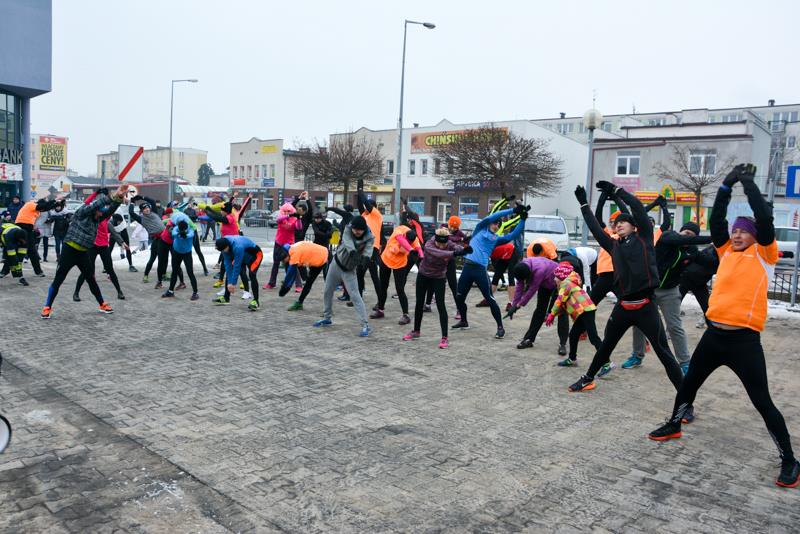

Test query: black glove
[453,246,473,257]
[506,195,516,203]
[657,195,668,208]
[520,209,529,221]
[131,195,143,202]
[723,164,745,186]
[98,187,109,196]
[595,180,617,195]
[512,203,525,216]
[503,305,519,320]
[739,163,757,182]
[574,185,588,205]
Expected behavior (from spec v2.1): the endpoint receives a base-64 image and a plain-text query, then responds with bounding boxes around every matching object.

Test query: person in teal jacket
[162,211,199,300]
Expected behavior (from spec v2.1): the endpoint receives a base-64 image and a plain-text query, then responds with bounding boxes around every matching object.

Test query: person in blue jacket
[453,202,529,339]
[214,235,263,311]
[162,212,199,301]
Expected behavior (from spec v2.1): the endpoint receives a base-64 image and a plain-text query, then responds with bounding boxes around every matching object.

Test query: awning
[175,185,229,195]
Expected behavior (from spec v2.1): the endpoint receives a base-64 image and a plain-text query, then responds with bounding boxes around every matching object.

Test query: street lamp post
[581,108,603,245]
[168,79,198,203]
[394,20,435,221]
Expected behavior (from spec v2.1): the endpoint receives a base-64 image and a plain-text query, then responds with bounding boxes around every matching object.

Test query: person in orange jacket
[15,198,59,277]
[370,224,423,324]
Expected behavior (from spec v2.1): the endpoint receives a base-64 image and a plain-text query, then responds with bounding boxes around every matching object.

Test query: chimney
[413,123,419,128]
[559,112,566,119]
[768,99,775,107]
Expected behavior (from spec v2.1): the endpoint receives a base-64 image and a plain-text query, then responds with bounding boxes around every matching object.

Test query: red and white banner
[118,145,144,182]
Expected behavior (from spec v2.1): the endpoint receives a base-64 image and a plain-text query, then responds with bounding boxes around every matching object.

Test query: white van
[523,215,571,252]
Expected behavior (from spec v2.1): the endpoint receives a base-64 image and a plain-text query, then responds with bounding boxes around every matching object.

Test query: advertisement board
[39,136,67,172]
[410,128,509,154]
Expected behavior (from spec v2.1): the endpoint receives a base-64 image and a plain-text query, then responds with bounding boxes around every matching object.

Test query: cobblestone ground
[1,249,799,533]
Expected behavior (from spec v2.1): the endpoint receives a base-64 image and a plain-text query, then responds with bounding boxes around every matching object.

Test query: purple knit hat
[731,216,757,237]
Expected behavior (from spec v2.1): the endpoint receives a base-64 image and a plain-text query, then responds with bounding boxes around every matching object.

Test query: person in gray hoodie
[128,196,166,283]
[314,215,374,336]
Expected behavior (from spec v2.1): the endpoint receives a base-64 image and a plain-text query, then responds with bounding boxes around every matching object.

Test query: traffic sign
[786,166,800,198]
[118,145,144,182]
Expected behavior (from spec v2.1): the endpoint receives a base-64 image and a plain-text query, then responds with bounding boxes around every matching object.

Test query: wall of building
[0,0,51,98]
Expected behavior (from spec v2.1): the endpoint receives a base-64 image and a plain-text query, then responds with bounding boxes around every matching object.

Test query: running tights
[377,262,409,314]
[415,273,447,337]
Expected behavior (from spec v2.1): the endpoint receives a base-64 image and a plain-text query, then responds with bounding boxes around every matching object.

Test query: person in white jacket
[566,246,598,291]
[34,210,53,262]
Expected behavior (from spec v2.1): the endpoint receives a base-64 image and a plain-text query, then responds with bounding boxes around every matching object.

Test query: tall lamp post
[581,108,603,245]
[394,19,435,221]
[168,78,198,203]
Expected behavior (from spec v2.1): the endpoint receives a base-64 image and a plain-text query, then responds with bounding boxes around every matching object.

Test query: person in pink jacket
[266,202,302,289]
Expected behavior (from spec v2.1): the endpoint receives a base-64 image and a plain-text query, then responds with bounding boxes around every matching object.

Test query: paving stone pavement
[1,252,800,533]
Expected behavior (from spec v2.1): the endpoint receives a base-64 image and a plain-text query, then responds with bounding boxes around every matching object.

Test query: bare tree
[652,144,736,221]
[290,132,384,202]
[432,125,563,198]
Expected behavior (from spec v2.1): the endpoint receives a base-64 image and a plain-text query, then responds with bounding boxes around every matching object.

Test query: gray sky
[34,0,800,176]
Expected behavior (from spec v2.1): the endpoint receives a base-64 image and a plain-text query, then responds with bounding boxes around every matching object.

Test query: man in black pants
[648,163,800,489]
[128,197,166,283]
[567,182,685,395]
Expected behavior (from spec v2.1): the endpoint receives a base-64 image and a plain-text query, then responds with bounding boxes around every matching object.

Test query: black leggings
[415,274,447,337]
[357,248,381,297]
[157,241,183,283]
[568,310,603,359]
[586,301,683,388]
[110,229,133,267]
[455,262,503,328]
[202,222,217,241]
[224,247,262,303]
[679,279,710,313]
[669,326,794,460]
[491,257,514,286]
[75,245,122,296]
[426,259,458,305]
[145,236,161,276]
[377,262,409,314]
[268,244,288,286]
[170,250,198,292]
[523,287,569,345]
[45,245,104,307]
[297,265,325,303]
[192,233,208,273]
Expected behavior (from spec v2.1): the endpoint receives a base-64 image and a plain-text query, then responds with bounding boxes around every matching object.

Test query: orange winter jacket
[596,228,618,274]
[526,238,557,260]
[14,201,40,225]
[363,208,383,250]
[381,225,421,269]
[706,240,778,332]
[288,241,329,268]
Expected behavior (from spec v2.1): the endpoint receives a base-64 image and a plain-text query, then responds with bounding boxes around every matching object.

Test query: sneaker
[72,293,81,302]
[216,288,225,296]
[264,283,276,290]
[558,358,577,367]
[359,325,371,337]
[190,292,199,301]
[681,405,696,424]
[516,338,533,349]
[212,296,229,305]
[475,299,488,308]
[451,320,470,330]
[558,344,567,356]
[438,337,449,349]
[295,286,303,293]
[239,282,245,289]
[213,280,224,288]
[35,272,46,278]
[19,278,29,287]
[143,275,149,283]
[372,304,380,311]
[777,459,800,488]
[129,266,138,272]
[176,282,187,291]
[648,421,682,441]
[369,309,385,319]
[314,318,333,327]
[248,299,259,311]
[680,362,690,376]
[621,354,644,369]
[454,312,461,321]
[568,375,596,392]
[154,282,163,289]
[288,301,303,311]
[696,319,706,329]
[117,292,125,300]
[98,302,114,314]
[162,290,175,298]
[203,270,209,276]
[337,294,350,302]
[241,291,253,300]
[495,327,505,339]
[40,306,51,319]
[597,361,616,378]
[398,314,411,325]
[403,330,420,341]
[423,304,432,313]
[346,301,354,307]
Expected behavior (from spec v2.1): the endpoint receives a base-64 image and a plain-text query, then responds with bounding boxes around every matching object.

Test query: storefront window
[407,196,425,215]
[459,196,479,219]
[376,193,392,215]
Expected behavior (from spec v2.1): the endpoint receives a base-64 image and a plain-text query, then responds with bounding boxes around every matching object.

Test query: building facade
[97,146,207,184]
[0,0,52,206]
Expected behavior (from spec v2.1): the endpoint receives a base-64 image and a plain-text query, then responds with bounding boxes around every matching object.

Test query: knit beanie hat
[731,216,757,237]
[350,215,368,231]
[553,261,574,280]
[680,221,701,235]
[448,215,461,228]
[615,213,637,227]
[215,237,230,251]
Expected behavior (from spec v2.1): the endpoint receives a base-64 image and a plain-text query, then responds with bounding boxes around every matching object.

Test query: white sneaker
[241,291,253,300]
[216,288,225,296]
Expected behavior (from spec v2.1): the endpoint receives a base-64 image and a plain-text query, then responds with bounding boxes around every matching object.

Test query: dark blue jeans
[455,261,503,328]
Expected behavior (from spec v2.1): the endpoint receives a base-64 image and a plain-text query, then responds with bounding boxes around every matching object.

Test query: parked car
[775,226,798,264]
[458,218,481,239]
[267,210,281,228]
[243,209,271,228]
[523,215,570,252]
[65,200,84,213]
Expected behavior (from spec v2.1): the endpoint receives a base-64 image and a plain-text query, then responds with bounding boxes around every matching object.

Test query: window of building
[409,159,416,175]
[433,158,441,174]
[231,167,237,179]
[648,118,666,126]
[557,123,574,135]
[708,115,717,123]
[787,136,796,149]
[447,159,454,174]
[247,165,252,179]
[421,159,428,175]
[386,159,394,175]
[602,122,612,132]
[239,166,244,178]
[459,197,479,218]
[722,113,741,123]
[255,165,260,178]
[616,150,640,176]
[689,150,716,176]
[269,164,275,177]
[407,196,425,215]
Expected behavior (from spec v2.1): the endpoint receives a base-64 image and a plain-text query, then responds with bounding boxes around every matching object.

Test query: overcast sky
[32,0,800,176]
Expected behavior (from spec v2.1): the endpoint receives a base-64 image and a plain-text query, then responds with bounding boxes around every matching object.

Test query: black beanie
[615,213,637,227]
[512,262,531,283]
[680,221,701,235]
[215,237,230,251]
[177,220,189,231]
[350,215,368,231]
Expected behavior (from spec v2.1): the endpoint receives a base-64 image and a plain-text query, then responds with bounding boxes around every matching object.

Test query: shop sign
[0,147,23,165]
[261,178,275,187]
[634,191,659,203]
[676,192,700,205]
[39,136,67,172]
[410,128,509,154]
[260,145,278,154]
[660,184,675,201]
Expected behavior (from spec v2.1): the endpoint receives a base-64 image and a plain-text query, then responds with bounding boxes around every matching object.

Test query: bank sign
[410,128,509,153]
[39,136,67,172]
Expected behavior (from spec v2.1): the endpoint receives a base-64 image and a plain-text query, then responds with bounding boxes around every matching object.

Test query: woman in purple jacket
[403,228,471,349]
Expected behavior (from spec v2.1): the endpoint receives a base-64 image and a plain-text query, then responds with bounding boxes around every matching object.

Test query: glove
[574,185,588,205]
[544,314,555,327]
[595,180,617,195]
[512,203,525,216]
[739,163,757,182]
[453,246,472,257]
[131,195,143,202]
[503,304,519,320]
[98,187,109,196]
[520,208,529,221]
[723,164,745,186]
